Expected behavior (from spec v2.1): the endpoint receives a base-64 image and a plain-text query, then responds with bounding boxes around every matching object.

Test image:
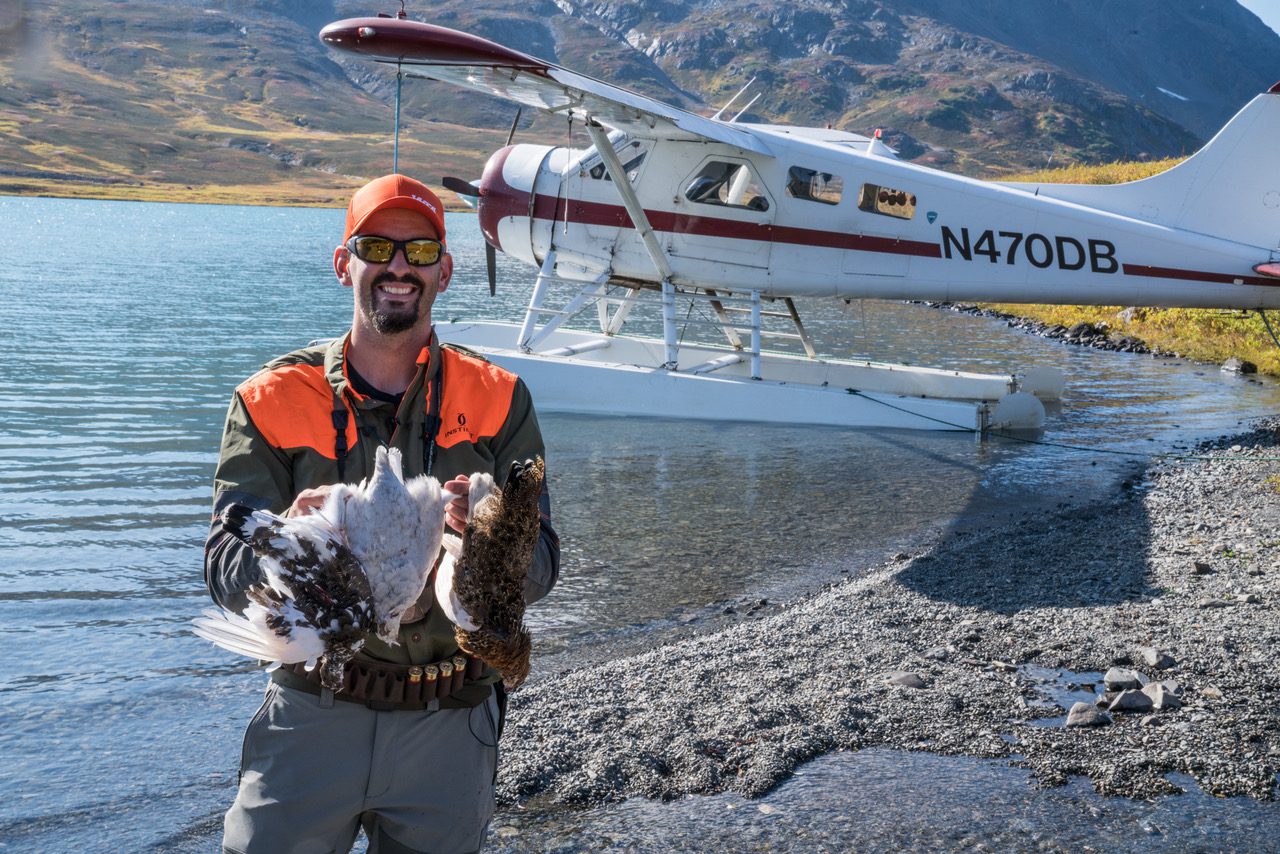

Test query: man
[204,174,559,854]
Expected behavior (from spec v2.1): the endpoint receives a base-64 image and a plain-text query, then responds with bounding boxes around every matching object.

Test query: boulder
[885,671,928,689]
[1221,357,1257,374]
[1109,689,1155,713]
[1142,682,1182,711]
[1138,646,1176,670]
[1066,702,1111,728]
[1103,667,1143,691]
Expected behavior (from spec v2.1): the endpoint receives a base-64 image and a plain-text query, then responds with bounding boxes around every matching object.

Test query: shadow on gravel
[895,468,1162,614]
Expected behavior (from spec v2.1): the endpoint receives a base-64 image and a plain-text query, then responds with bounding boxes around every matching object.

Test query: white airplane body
[489,127,1279,306]
[320,16,1280,432]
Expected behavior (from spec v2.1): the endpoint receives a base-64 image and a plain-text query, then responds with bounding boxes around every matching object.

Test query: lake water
[2,195,1278,851]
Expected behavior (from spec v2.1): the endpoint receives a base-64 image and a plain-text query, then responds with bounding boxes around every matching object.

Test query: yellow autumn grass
[1000,157,1184,186]
[1,177,477,211]
[987,159,1280,376]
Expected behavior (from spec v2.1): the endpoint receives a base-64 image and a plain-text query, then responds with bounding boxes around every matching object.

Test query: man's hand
[286,485,335,518]
[442,475,470,532]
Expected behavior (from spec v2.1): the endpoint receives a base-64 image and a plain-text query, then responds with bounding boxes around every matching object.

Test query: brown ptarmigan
[434,457,544,690]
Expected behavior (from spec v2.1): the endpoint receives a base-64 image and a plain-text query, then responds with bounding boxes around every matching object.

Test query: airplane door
[668,157,773,284]
[839,180,916,278]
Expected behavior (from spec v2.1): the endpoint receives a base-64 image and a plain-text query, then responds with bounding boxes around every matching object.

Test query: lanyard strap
[331,406,350,481]
[332,350,443,480]
[423,357,443,477]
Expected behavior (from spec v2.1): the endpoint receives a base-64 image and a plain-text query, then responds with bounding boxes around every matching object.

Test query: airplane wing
[319,17,773,157]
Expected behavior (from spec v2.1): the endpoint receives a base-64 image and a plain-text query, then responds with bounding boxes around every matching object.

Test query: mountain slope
[0,0,1276,201]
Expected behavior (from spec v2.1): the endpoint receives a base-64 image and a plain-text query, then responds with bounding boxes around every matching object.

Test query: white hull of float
[436,321,1056,432]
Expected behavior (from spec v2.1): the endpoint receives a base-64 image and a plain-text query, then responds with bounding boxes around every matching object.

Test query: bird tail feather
[191,607,324,665]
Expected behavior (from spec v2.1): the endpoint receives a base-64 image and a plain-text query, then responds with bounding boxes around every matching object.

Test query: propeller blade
[441,175,480,197]
[505,108,522,147]
[486,243,497,297]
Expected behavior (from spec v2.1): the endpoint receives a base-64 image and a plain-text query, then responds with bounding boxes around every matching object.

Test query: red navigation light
[1254,261,1280,278]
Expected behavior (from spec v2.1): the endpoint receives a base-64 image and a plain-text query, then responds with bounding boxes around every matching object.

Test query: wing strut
[584,120,681,369]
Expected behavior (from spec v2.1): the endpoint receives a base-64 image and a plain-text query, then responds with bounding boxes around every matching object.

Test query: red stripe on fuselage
[527,192,943,258]
[1123,263,1280,287]
[491,185,1271,286]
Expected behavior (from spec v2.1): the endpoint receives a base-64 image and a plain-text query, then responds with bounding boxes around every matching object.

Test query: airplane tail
[1008,85,1280,251]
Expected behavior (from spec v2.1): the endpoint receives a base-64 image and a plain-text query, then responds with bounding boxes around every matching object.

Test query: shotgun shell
[439,661,454,679]
[407,666,423,685]
[424,665,439,682]
[452,655,467,675]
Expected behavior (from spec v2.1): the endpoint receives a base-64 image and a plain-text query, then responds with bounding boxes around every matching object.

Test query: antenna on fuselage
[729,93,762,124]
[711,76,757,121]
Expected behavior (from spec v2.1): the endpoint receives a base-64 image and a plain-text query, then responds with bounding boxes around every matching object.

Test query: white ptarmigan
[192,446,449,689]
[339,446,449,643]
[433,457,544,690]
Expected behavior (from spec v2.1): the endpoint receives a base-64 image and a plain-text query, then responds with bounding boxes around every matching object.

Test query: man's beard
[364,272,426,334]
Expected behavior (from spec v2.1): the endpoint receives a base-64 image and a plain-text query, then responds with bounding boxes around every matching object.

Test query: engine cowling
[477,143,559,269]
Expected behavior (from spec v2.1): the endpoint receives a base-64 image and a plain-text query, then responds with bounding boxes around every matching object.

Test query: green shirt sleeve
[203,391,295,613]
[488,378,560,603]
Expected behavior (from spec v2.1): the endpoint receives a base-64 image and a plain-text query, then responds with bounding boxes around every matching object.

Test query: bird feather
[440,458,544,690]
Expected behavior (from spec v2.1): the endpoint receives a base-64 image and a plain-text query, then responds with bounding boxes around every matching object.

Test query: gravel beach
[498,423,1280,809]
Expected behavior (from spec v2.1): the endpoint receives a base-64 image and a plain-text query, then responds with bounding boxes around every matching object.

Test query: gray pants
[223,682,498,854]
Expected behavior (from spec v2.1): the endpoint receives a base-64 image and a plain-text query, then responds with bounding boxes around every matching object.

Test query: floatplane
[319,14,1280,433]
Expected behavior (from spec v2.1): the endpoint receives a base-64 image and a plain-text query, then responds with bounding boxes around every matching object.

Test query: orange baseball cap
[344,174,446,243]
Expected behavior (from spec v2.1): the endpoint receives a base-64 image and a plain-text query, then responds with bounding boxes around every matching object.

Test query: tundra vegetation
[989,158,1280,376]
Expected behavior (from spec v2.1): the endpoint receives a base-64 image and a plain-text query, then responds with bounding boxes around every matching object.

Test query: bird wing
[220,501,378,637]
[191,600,326,667]
[405,473,448,570]
[432,551,480,631]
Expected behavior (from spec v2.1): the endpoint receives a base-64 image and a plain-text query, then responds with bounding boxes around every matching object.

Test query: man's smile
[378,283,418,298]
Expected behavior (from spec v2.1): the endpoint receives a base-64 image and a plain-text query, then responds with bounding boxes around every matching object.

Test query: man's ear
[437,252,454,293]
[334,245,353,288]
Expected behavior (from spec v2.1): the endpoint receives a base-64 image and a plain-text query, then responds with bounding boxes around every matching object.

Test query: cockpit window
[587,141,646,182]
[786,166,843,205]
[858,183,916,219]
[684,161,770,212]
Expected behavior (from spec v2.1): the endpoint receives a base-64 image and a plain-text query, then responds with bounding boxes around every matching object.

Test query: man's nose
[386,245,415,274]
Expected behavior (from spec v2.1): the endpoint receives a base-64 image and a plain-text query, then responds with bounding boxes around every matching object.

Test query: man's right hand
[286,485,335,517]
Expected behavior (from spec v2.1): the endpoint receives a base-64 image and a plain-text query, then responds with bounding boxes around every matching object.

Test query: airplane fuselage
[480,130,1280,309]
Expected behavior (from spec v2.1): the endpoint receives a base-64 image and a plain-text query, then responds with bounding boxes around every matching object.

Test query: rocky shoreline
[919,300,1262,373]
[498,423,1280,808]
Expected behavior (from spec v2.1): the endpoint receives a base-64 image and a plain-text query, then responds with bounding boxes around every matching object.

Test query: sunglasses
[346,235,444,266]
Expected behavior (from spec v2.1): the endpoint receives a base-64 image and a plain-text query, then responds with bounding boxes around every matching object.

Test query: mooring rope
[843,389,1280,463]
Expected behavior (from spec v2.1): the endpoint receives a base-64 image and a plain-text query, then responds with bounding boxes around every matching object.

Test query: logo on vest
[444,411,471,440]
